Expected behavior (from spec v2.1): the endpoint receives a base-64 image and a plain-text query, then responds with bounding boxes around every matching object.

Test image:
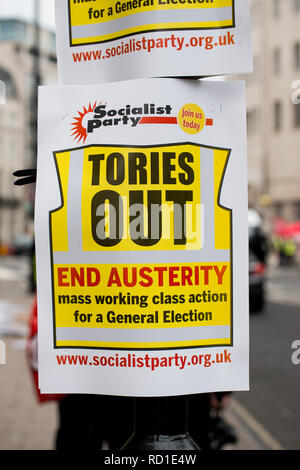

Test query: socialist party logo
[71,101,214,143]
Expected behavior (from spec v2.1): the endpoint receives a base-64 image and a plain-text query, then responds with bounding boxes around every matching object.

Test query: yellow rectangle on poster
[69,0,235,45]
[53,261,232,349]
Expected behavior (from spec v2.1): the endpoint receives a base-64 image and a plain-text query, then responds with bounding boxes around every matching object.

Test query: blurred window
[294,202,300,220]
[0,20,26,42]
[294,42,300,69]
[273,48,281,75]
[0,68,17,99]
[253,55,260,80]
[274,101,282,131]
[274,202,284,218]
[293,102,300,127]
[273,0,281,18]
[294,0,300,11]
[247,109,260,135]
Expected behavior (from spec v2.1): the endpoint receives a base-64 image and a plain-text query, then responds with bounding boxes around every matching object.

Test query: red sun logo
[71,102,97,144]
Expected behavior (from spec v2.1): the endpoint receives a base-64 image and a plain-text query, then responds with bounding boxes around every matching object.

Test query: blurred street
[0,254,299,450]
[0,255,57,450]
[236,265,300,450]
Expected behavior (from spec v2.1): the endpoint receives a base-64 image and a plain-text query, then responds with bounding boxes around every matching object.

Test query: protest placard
[36,78,248,396]
[55,0,252,84]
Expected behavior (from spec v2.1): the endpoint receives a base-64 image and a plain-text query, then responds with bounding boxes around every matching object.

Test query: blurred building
[247,0,300,224]
[0,18,57,248]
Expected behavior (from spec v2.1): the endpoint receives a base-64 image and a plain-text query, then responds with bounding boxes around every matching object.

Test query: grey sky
[0,0,55,30]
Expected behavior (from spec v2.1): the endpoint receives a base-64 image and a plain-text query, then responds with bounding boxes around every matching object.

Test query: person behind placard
[26,295,134,450]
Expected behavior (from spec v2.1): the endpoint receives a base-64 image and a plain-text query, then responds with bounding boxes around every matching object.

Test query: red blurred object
[251,261,265,275]
[27,296,64,403]
[274,217,300,240]
[290,221,300,240]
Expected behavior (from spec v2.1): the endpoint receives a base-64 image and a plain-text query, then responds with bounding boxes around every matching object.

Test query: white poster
[36,78,249,396]
[55,0,252,85]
